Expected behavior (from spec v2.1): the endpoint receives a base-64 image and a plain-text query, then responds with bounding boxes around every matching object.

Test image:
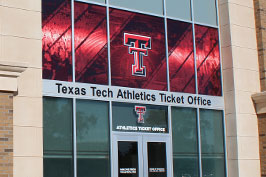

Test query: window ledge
[0,61,27,92]
[252,92,266,115]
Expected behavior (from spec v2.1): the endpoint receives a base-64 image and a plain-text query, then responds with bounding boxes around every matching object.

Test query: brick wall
[0,93,13,177]
[258,114,266,177]
[254,0,266,176]
[254,0,266,91]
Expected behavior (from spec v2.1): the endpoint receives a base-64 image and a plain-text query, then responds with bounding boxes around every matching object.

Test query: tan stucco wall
[0,0,43,177]
[219,0,261,176]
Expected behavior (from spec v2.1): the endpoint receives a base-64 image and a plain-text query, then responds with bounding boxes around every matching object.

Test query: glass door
[143,136,171,177]
[113,135,143,177]
[112,134,172,177]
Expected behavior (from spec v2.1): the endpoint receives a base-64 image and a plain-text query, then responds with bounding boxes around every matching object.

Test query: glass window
[193,0,217,26]
[200,109,224,153]
[43,97,73,177]
[171,107,199,177]
[202,155,225,177]
[112,102,168,133]
[109,0,163,15]
[167,19,195,93]
[42,0,72,81]
[110,9,167,91]
[200,109,225,177]
[89,0,105,4]
[166,0,191,21]
[74,2,108,85]
[44,158,73,177]
[76,99,110,177]
[195,25,221,96]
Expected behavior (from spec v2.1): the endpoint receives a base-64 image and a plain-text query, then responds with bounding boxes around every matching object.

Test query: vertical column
[0,0,43,177]
[253,0,266,176]
[219,0,261,177]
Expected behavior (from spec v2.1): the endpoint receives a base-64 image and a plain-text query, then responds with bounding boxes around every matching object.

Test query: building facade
[0,0,264,177]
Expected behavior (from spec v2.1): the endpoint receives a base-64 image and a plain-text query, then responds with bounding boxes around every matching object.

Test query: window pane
[43,97,73,153]
[43,97,73,177]
[76,99,110,177]
[109,0,163,15]
[112,102,168,133]
[171,107,199,177]
[166,0,191,21]
[195,25,221,96]
[42,0,72,81]
[78,158,110,177]
[85,0,105,4]
[202,155,225,177]
[168,19,195,93]
[173,155,198,177]
[172,107,197,153]
[110,9,167,90]
[44,158,73,177]
[193,0,217,26]
[76,99,109,152]
[74,2,108,85]
[200,109,224,154]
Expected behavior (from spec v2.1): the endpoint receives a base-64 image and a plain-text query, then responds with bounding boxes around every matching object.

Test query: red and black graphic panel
[42,0,72,81]
[167,19,195,93]
[110,9,167,91]
[74,2,108,85]
[195,25,221,96]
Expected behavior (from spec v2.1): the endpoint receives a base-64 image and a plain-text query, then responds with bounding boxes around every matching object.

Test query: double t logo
[124,33,151,77]
[135,106,146,124]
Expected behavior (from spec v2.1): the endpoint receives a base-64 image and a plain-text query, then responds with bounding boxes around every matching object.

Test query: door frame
[113,134,144,177]
[112,133,173,177]
[142,135,172,177]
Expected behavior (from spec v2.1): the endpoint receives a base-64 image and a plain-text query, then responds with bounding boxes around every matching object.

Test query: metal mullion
[71,0,76,83]
[106,1,113,176]
[72,98,77,177]
[109,101,113,177]
[167,105,174,177]
[190,0,203,177]
[215,0,228,176]
[163,0,170,92]
[190,1,198,97]
[196,108,202,177]
[106,0,111,86]
[163,1,174,177]
[71,1,77,177]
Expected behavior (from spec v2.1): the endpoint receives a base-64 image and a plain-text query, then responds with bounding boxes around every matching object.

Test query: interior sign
[43,80,224,110]
[135,106,146,123]
[149,168,166,173]
[116,125,166,133]
[120,168,137,174]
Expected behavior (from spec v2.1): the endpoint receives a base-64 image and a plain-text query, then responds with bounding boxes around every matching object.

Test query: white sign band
[43,80,224,110]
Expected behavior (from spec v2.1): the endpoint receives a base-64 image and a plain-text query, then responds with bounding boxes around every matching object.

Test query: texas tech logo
[135,106,146,124]
[124,33,151,77]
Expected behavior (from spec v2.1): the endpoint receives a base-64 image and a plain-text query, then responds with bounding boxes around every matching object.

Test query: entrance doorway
[112,134,172,177]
